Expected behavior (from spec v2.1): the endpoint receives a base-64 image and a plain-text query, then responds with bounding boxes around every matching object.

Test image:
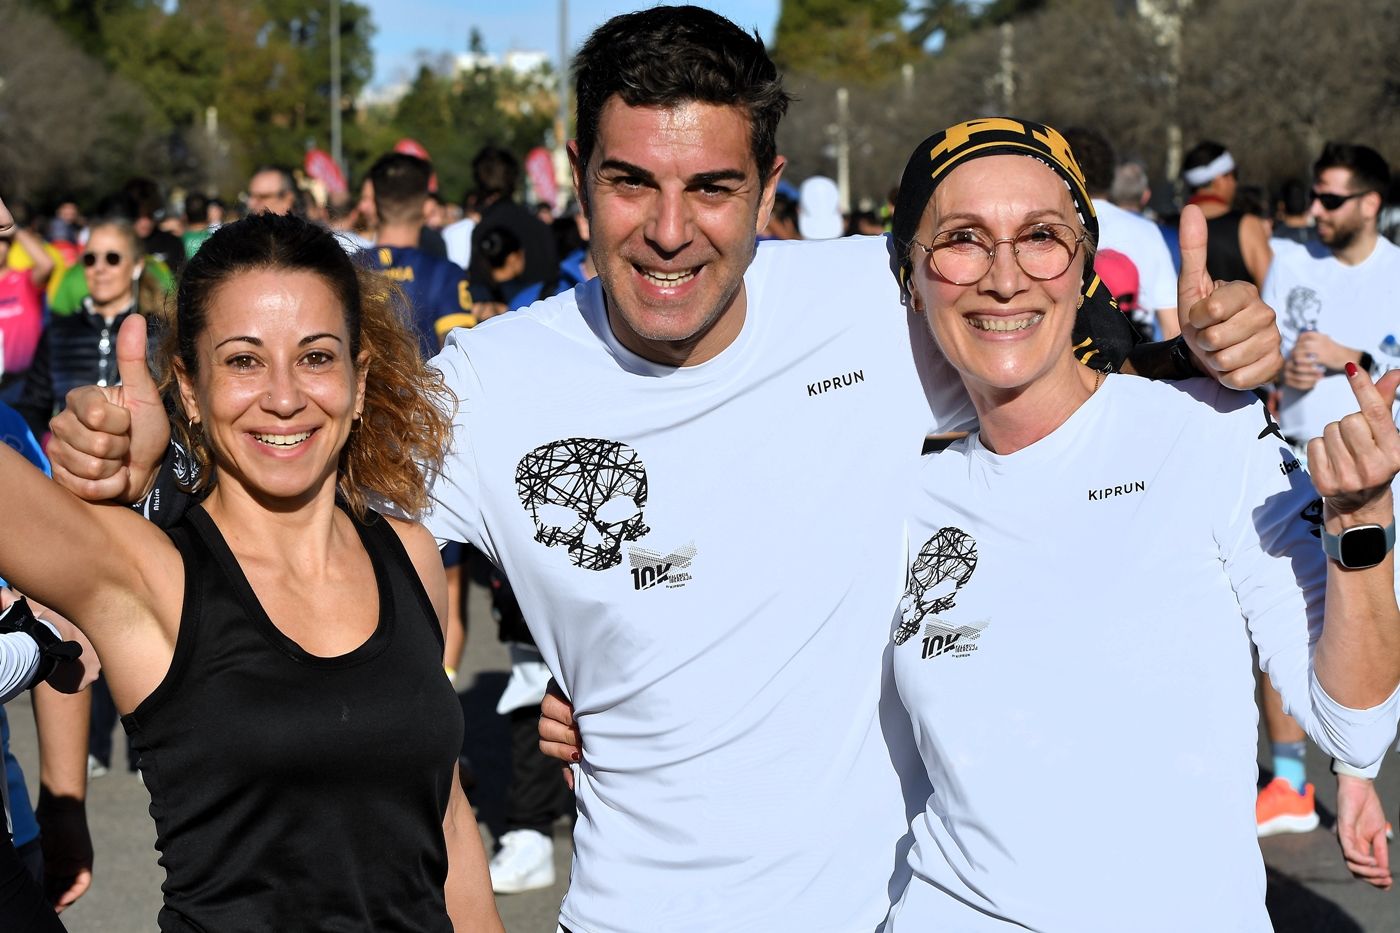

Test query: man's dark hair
[1062,128,1114,196]
[472,147,521,203]
[122,177,164,220]
[573,5,791,190]
[1276,179,1310,217]
[478,226,523,272]
[1314,142,1391,195]
[370,152,432,224]
[185,193,209,225]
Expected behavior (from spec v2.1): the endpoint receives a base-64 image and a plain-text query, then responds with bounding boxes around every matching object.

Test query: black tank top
[122,505,462,932]
[1205,211,1255,285]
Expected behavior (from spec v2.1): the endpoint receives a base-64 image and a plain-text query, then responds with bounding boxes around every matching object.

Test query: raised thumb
[115,313,158,401]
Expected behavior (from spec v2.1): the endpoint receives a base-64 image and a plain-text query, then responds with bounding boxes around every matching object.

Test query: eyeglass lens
[82,251,124,268]
[928,225,1079,285]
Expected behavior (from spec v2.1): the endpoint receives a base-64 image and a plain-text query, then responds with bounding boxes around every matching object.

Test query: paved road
[9,577,1400,931]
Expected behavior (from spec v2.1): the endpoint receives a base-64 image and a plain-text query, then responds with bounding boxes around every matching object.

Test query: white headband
[1183,151,1236,187]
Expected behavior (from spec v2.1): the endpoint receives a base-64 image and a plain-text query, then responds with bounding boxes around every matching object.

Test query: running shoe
[489,829,555,894]
[1256,777,1320,837]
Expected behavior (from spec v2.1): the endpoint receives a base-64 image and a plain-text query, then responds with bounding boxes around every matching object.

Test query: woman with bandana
[883,119,1400,930]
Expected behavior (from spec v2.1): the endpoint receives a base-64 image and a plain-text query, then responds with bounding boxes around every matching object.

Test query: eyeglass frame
[1310,189,1369,211]
[909,222,1091,286]
[81,251,127,268]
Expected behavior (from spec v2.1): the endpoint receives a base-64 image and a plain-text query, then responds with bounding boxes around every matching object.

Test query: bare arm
[388,517,502,931]
[1306,366,1400,710]
[1240,214,1274,288]
[13,226,54,290]
[32,683,94,912]
[0,440,179,711]
[443,766,503,932]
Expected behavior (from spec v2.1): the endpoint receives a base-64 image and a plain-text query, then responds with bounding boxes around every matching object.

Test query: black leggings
[0,838,65,932]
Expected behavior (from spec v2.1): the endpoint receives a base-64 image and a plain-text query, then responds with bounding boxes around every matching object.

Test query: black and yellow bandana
[891,116,1139,372]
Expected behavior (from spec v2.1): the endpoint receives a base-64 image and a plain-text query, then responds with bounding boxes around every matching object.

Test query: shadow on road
[1266,866,1364,933]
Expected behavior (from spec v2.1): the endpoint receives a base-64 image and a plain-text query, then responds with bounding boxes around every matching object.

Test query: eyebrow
[214,333,344,350]
[596,159,748,187]
[938,208,1069,227]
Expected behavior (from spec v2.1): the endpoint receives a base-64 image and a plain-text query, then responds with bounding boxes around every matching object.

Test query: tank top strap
[350,508,446,650]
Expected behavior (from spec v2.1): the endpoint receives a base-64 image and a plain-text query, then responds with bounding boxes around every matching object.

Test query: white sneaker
[86,755,108,779]
[489,829,555,894]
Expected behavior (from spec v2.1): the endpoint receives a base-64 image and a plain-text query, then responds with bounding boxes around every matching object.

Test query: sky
[362,1,781,90]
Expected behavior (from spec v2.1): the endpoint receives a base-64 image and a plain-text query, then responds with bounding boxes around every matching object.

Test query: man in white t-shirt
[1260,141,1400,872]
[41,10,1283,932]
[1065,127,1179,340]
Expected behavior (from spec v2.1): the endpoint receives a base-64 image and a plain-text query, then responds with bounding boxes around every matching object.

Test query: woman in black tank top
[0,213,504,932]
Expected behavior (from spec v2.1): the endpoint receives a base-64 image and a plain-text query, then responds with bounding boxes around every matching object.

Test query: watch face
[1340,524,1388,568]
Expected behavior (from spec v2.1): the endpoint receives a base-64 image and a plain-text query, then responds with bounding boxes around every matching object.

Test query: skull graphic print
[515,438,651,570]
[894,527,979,646]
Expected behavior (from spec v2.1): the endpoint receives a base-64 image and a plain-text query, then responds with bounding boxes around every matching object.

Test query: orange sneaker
[1256,777,1320,837]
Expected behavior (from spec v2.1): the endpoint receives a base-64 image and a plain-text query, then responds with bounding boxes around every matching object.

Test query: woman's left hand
[1307,363,1400,517]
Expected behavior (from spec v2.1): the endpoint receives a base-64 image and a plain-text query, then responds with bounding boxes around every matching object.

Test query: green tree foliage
[24,0,374,196]
[352,58,556,202]
[774,0,918,83]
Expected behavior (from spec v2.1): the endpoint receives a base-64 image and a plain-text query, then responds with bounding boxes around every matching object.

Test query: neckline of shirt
[967,372,1116,471]
[580,252,769,384]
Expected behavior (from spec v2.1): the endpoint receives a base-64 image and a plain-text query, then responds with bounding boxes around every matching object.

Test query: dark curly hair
[157,212,453,519]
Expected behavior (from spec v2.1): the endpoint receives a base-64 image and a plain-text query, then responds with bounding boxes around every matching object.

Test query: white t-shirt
[442,217,476,271]
[426,235,972,933]
[1092,199,1177,313]
[1268,236,1400,441]
[887,376,1400,932]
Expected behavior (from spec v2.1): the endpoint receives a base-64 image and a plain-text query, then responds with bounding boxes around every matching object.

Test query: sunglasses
[1310,189,1366,211]
[81,251,126,268]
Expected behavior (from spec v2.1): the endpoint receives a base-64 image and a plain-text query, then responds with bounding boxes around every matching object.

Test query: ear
[175,360,201,426]
[1362,190,1384,222]
[354,349,370,417]
[754,155,788,235]
[567,140,587,217]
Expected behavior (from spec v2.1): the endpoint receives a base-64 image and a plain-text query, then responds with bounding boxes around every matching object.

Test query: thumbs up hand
[46,314,171,503]
[1175,204,1283,390]
[1308,363,1400,519]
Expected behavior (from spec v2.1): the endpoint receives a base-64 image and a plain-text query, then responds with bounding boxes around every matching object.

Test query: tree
[774,0,917,83]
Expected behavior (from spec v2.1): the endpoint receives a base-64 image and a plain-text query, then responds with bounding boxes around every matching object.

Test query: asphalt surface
[8,576,1400,932]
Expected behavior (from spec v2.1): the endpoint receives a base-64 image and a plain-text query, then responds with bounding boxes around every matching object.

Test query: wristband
[1358,351,1375,375]
[1333,757,1381,780]
[1166,335,1201,380]
[130,439,200,529]
[0,597,81,690]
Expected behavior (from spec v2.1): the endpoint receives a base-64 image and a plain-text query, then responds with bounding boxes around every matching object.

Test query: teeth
[970,314,1043,333]
[253,431,312,447]
[640,267,697,286]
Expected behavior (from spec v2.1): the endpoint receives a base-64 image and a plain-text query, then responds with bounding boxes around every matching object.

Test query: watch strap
[1321,521,1396,568]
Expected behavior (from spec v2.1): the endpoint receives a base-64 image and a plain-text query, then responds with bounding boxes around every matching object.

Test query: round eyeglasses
[911,222,1088,286]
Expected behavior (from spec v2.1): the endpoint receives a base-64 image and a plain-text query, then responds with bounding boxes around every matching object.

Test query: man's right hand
[1335,773,1392,889]
[47,314,170,503]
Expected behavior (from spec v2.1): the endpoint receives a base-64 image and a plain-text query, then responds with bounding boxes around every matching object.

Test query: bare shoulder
[380,514,447,595]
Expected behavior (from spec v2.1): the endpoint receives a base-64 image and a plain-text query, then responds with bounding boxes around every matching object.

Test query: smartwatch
[1321,521,1396,570]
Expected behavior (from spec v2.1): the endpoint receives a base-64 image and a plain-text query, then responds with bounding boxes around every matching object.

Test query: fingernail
[570,751,581,762]
[1346,362,1358,377]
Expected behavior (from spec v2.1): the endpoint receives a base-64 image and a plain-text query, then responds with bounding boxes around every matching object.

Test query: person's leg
[490,705,570,894]
[1257,678,1318,836]
[86,676,116,775]
[0,838,66,932]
